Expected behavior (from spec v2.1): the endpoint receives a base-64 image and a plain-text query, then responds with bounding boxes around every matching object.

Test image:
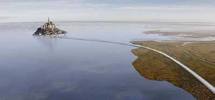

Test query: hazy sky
[1,0,215,22]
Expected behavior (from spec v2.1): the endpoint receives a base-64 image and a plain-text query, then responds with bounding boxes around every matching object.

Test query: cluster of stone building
[33,18,66,36]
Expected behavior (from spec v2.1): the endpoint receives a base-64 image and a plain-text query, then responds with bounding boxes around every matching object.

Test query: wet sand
[143,22,215,41]
[144,30,215,38]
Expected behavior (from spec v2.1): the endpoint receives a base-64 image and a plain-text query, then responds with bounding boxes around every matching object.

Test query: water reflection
[131,47,215,100]
[34,37,58,50]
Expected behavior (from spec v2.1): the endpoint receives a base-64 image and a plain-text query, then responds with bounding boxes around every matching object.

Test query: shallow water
[0,22,196,100]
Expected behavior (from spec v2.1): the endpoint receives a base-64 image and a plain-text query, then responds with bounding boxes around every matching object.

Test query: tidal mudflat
[0,22,214,100]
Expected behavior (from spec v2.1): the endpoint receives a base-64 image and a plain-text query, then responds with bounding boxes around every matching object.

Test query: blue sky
[1,0,215,22]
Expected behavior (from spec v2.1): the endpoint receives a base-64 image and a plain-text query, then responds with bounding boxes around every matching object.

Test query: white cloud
[0,1,215,22]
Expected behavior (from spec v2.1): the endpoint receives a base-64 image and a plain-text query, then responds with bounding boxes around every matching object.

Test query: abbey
[33,18,66,35]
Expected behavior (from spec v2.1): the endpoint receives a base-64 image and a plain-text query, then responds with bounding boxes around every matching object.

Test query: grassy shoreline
[131,40,215,99]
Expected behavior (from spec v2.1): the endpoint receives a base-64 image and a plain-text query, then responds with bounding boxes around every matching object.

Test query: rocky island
[33,18,66,36]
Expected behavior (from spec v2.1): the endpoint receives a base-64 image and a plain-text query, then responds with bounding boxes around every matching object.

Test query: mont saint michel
[34,18,66,36]
[0,0,215,100]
